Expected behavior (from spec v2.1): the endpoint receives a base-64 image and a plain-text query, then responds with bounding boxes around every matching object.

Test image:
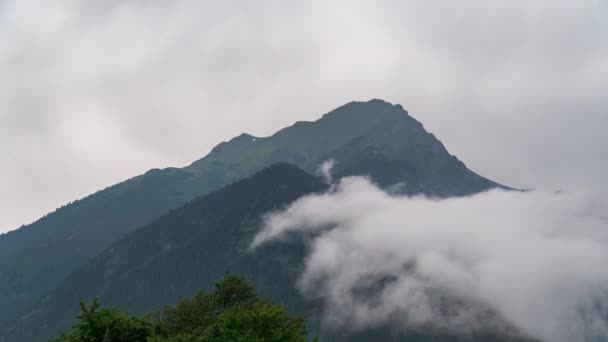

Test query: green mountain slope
[3,164,529,342]
[187,99,502,195]
[0,99,505,330]
[2,164,325,342]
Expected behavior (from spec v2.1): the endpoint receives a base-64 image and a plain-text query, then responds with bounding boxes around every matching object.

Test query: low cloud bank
[252,176,608,342]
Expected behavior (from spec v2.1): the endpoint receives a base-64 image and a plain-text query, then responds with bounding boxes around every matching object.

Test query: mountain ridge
[2,163,530,342]
[0,99,509,334]
[1,163,328,341]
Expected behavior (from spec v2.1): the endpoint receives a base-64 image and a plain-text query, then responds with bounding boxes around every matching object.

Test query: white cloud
[253,177,608,342]
[318,159,335,184]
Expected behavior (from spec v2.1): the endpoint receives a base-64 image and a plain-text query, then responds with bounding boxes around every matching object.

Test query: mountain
[186,99,502,195]
[2,164,529,342]
[1,164,326,341]
[0,99,506,331]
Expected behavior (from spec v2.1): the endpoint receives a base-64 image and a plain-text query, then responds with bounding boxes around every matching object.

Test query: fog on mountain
[0,101,544,342]
[254,173,608,342]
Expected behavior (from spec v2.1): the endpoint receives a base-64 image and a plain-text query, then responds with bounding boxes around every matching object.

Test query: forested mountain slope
[3,164,326,341]
[3,164,528,342]
[0,99,505,332]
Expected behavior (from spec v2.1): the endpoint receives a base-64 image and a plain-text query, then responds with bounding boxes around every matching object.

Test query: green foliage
[162,291,214,337]
[161,275,258,337]
[51,275,315,342]
[201,303,315,342]
[50,299,159,342]
[209,274,258,311]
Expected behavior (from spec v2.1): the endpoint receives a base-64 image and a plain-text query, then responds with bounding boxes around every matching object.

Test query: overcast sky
[1,0,607,233]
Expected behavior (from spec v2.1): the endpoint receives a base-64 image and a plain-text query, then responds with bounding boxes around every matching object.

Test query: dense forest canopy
[51,275,315,342]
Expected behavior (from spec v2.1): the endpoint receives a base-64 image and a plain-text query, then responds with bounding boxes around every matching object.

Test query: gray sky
[1,0,607,233]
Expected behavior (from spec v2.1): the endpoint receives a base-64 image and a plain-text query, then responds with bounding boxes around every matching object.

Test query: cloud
[318,159,335,184]
[252,176,608,342]
[1,0,607,232]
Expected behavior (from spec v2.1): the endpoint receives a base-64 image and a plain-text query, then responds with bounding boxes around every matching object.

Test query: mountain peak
[0,100,508,338]
[188,99,503,196]
[313,99,421,136]
[326,98,407,115]
[340,98,408,113]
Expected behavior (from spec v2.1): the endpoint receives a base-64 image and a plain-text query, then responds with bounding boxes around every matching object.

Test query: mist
[252,175,608,342]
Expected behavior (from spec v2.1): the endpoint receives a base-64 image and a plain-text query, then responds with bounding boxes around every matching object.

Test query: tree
[50,299,158,342]
[51,275,315,342]
[201,303,315,342]
[162,275,258,337]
